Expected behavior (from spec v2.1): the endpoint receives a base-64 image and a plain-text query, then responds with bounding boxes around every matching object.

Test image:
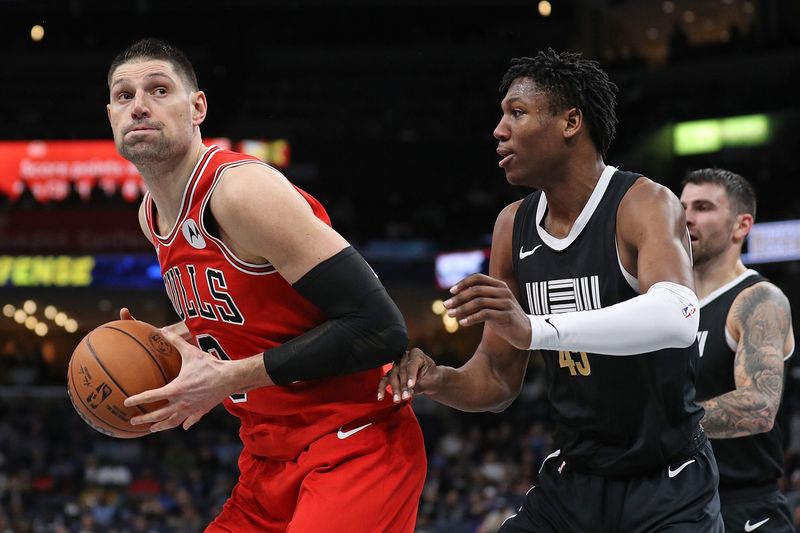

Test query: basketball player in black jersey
[681,168,794,533]
[379,49,723,532]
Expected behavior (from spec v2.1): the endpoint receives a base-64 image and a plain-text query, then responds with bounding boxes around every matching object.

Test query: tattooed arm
[700,282,793,438]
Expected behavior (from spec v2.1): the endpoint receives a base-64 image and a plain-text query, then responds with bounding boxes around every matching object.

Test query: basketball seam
[86,332,149,415]
[67,360,146,436]
[103,325,172,384]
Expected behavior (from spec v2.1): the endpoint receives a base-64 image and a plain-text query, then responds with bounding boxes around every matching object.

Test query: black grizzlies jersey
[512,166,703,476]
[696,270,790,490]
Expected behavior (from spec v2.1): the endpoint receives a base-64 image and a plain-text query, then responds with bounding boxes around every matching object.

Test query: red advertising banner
[0,138,290,204]
[0,138,235,203]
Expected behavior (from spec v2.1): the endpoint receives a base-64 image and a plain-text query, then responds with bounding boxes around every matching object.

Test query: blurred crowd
[1,357,800,533]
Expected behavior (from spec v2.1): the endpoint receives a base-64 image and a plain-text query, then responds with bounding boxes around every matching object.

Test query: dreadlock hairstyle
[682,168,757,220]
[500,49,618,158]
[108,38,199,91]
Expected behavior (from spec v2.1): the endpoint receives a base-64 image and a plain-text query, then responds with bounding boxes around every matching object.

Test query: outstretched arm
[445,178,699,356]
[125,163,406,431]
[378,201,531,413]
[700,283,793,438]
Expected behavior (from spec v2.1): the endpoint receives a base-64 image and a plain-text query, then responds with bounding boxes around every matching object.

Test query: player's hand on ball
[444,273,532,350]
[120,307,194,343]
[124,328,245,432]
[378,348,441,403]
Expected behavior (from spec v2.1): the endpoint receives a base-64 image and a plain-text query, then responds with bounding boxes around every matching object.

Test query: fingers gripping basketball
[67,320,181,438]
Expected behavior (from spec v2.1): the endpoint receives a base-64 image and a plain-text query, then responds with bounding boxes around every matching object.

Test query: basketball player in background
[681,168,794,533]
[380,49,723,532]
[106,38,425,532]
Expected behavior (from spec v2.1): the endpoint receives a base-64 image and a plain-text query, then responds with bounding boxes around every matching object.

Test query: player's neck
[541,156,605,238]
[693,251,747,300]
[140,138,207,227]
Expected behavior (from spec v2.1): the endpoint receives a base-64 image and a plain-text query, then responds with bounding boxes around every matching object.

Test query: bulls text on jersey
[163,264,244,324]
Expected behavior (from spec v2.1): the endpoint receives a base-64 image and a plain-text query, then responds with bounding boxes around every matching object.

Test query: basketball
[67,320,182,438]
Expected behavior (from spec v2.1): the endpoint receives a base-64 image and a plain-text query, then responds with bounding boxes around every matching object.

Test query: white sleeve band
[528,281,699,356]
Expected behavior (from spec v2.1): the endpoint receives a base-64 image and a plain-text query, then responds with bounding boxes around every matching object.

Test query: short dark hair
[499,49,618,157]
[107,38,199,91]
[682,168,757,220]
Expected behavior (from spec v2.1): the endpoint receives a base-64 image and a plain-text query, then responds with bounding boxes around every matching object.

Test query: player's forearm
[233,354,275,391]
[700,390,777,438]
[528,281,698,355]
[265,247,407,384]
[429,364,520,413]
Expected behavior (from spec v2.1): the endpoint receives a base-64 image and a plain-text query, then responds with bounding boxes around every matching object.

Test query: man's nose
[131,89,150,119]
[493,117,509,141]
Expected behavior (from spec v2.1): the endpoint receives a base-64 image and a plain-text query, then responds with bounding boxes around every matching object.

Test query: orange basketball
[67,320,182,438]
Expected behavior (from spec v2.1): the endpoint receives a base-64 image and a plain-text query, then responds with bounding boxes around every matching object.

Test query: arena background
[1,0,800,531]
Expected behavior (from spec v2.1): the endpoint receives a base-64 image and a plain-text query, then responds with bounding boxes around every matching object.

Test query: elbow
[671,316,699,348]
[489,398,515,413]
[383,323,409,364]
[488,376,523,413]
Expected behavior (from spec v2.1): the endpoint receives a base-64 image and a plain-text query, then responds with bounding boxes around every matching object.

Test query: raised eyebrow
[110,72,175,90]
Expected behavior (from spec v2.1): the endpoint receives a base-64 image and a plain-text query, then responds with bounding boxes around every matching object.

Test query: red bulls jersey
[143,145,393,460]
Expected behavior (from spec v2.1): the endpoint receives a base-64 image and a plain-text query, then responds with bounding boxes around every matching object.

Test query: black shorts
[498,440,723,533]
[719,484,793,533]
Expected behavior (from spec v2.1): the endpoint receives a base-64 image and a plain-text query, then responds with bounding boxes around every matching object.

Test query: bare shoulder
[731,281,792,324]
[137,197,153,245]
[493,199,525,233]
[618,176,686,239]
[488,200,525,285]
[210,162,305,212]
[620,176,684,217]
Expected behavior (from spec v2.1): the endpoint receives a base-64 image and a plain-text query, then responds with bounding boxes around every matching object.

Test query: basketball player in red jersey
[106,38,425,532]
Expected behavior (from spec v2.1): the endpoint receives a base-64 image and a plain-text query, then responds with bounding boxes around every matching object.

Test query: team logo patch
[182,219,206,249]
[681,303,697,318]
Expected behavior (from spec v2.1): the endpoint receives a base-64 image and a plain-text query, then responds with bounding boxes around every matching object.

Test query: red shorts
[205,404,426,533]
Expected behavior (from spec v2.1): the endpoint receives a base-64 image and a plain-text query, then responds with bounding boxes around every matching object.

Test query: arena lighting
[538,1,552,17]
[673,114,770,156]
[742,219,800,264]
[35,322,48,336]
[23,299,36,314]
[435,249,488,290]
[30,25,44,42]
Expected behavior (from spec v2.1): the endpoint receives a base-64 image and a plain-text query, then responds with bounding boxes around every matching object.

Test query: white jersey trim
[698,269,760,308]
[535,166,617,251]
[615,237,640,293]
[150,145,219,246]
[200,159,281,276]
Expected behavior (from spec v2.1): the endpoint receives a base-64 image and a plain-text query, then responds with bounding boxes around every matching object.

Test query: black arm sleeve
[263,246,408,385]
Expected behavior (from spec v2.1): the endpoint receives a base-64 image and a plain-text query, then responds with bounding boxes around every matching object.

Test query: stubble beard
[118,132,174,167]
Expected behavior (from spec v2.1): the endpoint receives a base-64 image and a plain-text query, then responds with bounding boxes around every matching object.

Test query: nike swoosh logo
[337,422,372,440]
[744,518,770,531]
[667,459,695,478]
[519,244,542,260]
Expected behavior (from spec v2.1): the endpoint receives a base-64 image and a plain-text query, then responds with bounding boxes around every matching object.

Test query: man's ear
[191,91,207,126]
[564,107,583,140]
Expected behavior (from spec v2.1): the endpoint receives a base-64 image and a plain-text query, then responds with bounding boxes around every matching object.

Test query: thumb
[161,326,198,359]
[120,307,135,321]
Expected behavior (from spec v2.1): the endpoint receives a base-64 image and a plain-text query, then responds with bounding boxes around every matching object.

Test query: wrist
[235,354,274,391]
[528,314,559,350]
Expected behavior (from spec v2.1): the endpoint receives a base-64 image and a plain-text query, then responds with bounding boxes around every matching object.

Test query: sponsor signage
[0,138,289,203]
